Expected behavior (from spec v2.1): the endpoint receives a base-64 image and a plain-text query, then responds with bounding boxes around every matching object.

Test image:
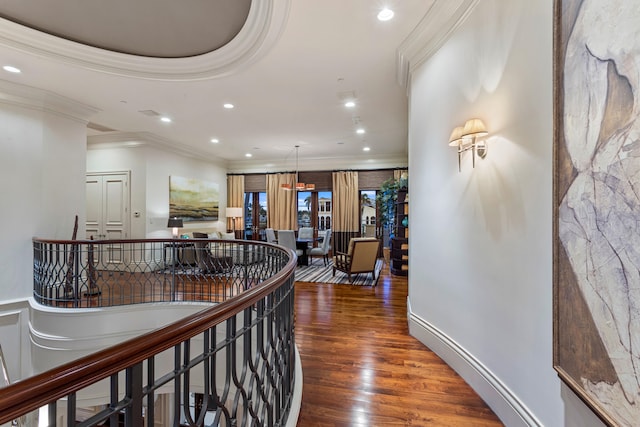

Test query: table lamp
[167,217,183,238]
[226,207,243,238]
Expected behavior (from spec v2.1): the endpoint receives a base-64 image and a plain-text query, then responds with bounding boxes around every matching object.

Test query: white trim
[87,132,228,168]
[0,79,99,122]
[285,346,303,427]
[407,298,542,427]
[226,153,408,174]
[396,0,480,90]
[0,0,290,81]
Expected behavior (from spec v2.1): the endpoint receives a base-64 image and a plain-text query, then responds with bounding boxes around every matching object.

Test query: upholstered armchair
[192,232,231,273]
[332,237,380,284]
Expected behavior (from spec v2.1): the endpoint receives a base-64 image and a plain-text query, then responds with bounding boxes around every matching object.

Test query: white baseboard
[407,301,541,427]
[286,346,303,427]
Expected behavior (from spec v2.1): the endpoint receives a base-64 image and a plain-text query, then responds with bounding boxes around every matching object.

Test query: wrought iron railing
[33,238,285,307]
[0,238,297,427]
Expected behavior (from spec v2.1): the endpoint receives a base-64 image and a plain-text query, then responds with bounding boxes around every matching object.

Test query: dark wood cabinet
[390,189,408,276]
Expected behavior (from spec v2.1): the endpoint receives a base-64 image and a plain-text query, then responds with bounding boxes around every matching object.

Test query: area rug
[295,259,383,286]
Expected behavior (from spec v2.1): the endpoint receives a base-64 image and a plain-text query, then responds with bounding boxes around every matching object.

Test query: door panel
[85,177,102,239]
[86,172,130,266]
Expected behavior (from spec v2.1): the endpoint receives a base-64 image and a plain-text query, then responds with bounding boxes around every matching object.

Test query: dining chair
[309,229,331,266]
[298,227,314,240]
[265,228,277,243]
[277,230,303,259]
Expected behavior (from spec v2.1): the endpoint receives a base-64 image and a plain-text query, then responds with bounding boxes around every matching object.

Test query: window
[244,192,267,240]
[317,192,331,231]
[360,190,377,237]
[297,191,312,228]
[294,191,332,244]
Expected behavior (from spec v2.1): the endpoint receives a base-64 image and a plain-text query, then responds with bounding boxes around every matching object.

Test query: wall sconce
[448,119,489,172]
[167,217,183,238]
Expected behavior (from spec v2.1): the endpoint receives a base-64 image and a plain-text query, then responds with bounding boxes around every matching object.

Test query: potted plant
[376,176,408,263]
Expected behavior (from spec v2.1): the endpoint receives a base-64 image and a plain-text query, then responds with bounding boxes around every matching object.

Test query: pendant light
[281,145,315,191]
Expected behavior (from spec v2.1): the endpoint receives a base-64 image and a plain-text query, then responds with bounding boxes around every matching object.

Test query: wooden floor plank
[294,263,503,426]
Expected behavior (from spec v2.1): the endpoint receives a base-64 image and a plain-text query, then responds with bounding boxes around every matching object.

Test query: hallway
[294,264,503,426]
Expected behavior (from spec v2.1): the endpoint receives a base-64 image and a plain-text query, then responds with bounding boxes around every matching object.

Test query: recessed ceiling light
[377,8,394,21]
[210,138,220,144]
[3,65,21,73]
[344,101,356,108]
[160,117,172,123]
[223,103,234,109]
[363,146,371,152]
[356,128,365,134]
[245,153,252,158]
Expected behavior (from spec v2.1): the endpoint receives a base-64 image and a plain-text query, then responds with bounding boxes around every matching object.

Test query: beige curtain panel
[332,171,359,232]
[227,175,245,231]
[394,169,408,183]
[267,173,297,230]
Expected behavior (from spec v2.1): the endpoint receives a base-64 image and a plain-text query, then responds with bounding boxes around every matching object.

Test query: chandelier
[281,145,315,191]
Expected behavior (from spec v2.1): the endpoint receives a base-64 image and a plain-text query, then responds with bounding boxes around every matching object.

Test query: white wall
[87,144,228,239]
[407,1,604,426]
[0,82,94,380]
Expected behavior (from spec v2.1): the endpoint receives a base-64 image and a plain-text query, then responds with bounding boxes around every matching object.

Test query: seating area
[332,237,380,284]
[191,232,266,269]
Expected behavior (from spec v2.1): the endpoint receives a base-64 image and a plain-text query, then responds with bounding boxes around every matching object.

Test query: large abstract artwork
[169,176,219,222]
[554,0,640,425]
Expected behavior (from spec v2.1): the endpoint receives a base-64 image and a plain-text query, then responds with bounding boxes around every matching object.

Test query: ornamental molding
[0,0,290,81]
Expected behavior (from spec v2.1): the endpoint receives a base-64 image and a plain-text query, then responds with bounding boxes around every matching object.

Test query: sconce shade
[226,207,243,218]
[449,119,490,172]
[448,126,465,146]
[281,183,293,190]
[462,119,488,137]
[167,217,183,228]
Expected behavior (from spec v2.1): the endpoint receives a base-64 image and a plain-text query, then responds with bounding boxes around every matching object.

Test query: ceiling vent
[337,90,357,101]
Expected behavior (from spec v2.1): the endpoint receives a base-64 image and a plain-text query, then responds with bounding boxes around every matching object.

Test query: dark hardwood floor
[294,263,503,426]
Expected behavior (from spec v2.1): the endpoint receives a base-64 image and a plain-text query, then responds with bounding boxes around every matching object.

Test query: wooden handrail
[0,242,297,424]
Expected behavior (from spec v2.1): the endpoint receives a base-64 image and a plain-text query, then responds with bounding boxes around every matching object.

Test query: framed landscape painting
[169,176,219,222]
[553,0,640,425]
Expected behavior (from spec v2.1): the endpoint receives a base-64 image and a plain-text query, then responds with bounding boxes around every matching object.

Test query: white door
[86,172,130,266]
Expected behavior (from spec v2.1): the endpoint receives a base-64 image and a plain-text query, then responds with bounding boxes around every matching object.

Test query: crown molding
[0,79,99,123]
[396,0,479,90]
[226,153,408,174]
[87,131,408,174]
[88,132,228,168]
[0,0,290,81]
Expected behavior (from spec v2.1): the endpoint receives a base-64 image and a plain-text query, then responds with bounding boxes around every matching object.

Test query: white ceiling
[0,0,438,172]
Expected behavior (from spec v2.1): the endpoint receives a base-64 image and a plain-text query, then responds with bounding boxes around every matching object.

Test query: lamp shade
[226,207,243,218]
[448,126,465,146]
[462,119,488,137]
[167,217,183,228]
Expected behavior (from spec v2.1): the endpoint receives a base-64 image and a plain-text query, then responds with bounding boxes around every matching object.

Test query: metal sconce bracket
[449,119,488,172]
